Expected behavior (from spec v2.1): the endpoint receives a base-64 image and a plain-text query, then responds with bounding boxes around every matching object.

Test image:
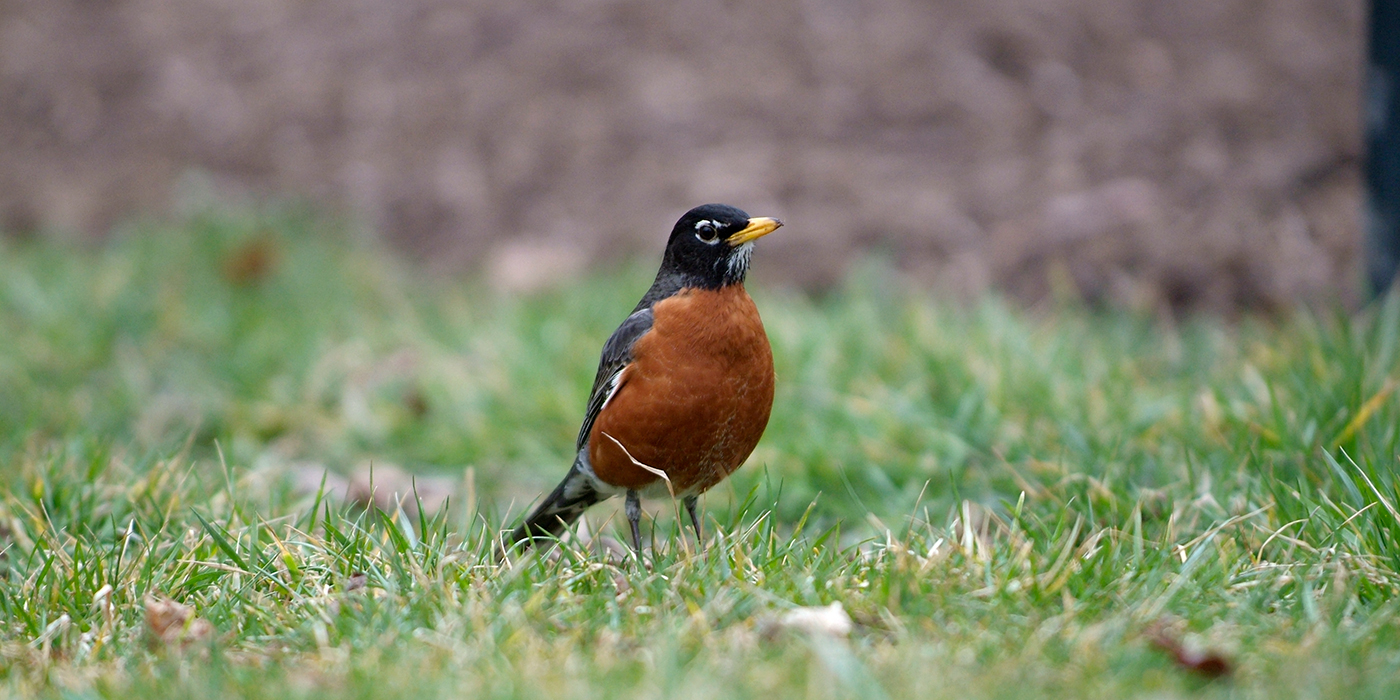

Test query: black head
[658,203,783,288]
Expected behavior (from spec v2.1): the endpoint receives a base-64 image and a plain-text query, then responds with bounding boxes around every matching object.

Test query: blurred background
[0,0,1368,310]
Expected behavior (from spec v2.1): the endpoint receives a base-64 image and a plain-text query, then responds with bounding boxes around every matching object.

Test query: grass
[2,203,1400,698]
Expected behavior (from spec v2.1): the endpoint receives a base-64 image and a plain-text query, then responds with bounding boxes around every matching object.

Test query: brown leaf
[1147,619,1233,678]
[145,596,214,647]
[345,572,368,592]
[221,236,280,285]
[402,388,429,418]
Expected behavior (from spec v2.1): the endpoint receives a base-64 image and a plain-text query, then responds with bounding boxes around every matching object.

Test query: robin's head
[660,204,783,288]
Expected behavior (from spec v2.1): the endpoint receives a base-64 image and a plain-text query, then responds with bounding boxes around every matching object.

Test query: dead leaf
[145,596,214,647]
[345,572,367,592]
[403,388,429,418]
[1147,618,1233,678]
[221,235,280,285]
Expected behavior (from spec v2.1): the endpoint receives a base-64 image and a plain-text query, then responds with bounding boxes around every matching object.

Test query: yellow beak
[727,217,783,246]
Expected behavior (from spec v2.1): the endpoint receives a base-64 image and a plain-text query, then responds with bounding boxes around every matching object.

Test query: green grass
[2,204,1400,698]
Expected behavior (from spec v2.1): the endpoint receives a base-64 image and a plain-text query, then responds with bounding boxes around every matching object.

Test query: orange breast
[588,285,775,494]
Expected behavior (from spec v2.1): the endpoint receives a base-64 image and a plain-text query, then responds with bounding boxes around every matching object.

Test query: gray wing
[575,307,654,451]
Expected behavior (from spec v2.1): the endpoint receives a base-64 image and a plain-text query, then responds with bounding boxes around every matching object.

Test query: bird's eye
[695,221,721,244]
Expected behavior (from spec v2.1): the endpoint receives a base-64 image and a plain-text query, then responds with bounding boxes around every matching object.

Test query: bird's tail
[505,459,604,553]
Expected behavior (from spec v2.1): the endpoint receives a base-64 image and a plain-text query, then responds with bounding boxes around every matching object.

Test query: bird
[505,203,782,556]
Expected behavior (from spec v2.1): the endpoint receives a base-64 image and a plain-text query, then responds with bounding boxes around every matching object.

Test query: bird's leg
[625,490,643,556]
[683,495,703,548]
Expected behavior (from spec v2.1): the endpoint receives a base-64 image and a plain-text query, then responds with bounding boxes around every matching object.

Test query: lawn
[2,205,1399,698]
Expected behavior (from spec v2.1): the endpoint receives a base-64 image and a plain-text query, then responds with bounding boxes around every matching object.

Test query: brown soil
[0,0,1366,309]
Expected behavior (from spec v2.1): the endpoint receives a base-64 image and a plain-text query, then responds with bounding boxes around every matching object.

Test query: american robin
[506,203,782,555]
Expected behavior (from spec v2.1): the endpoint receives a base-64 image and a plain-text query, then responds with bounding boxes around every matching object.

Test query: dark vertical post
[1367,0,1400,295]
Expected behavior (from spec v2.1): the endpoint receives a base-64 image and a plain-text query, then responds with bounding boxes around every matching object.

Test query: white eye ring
[694,220,721,244]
